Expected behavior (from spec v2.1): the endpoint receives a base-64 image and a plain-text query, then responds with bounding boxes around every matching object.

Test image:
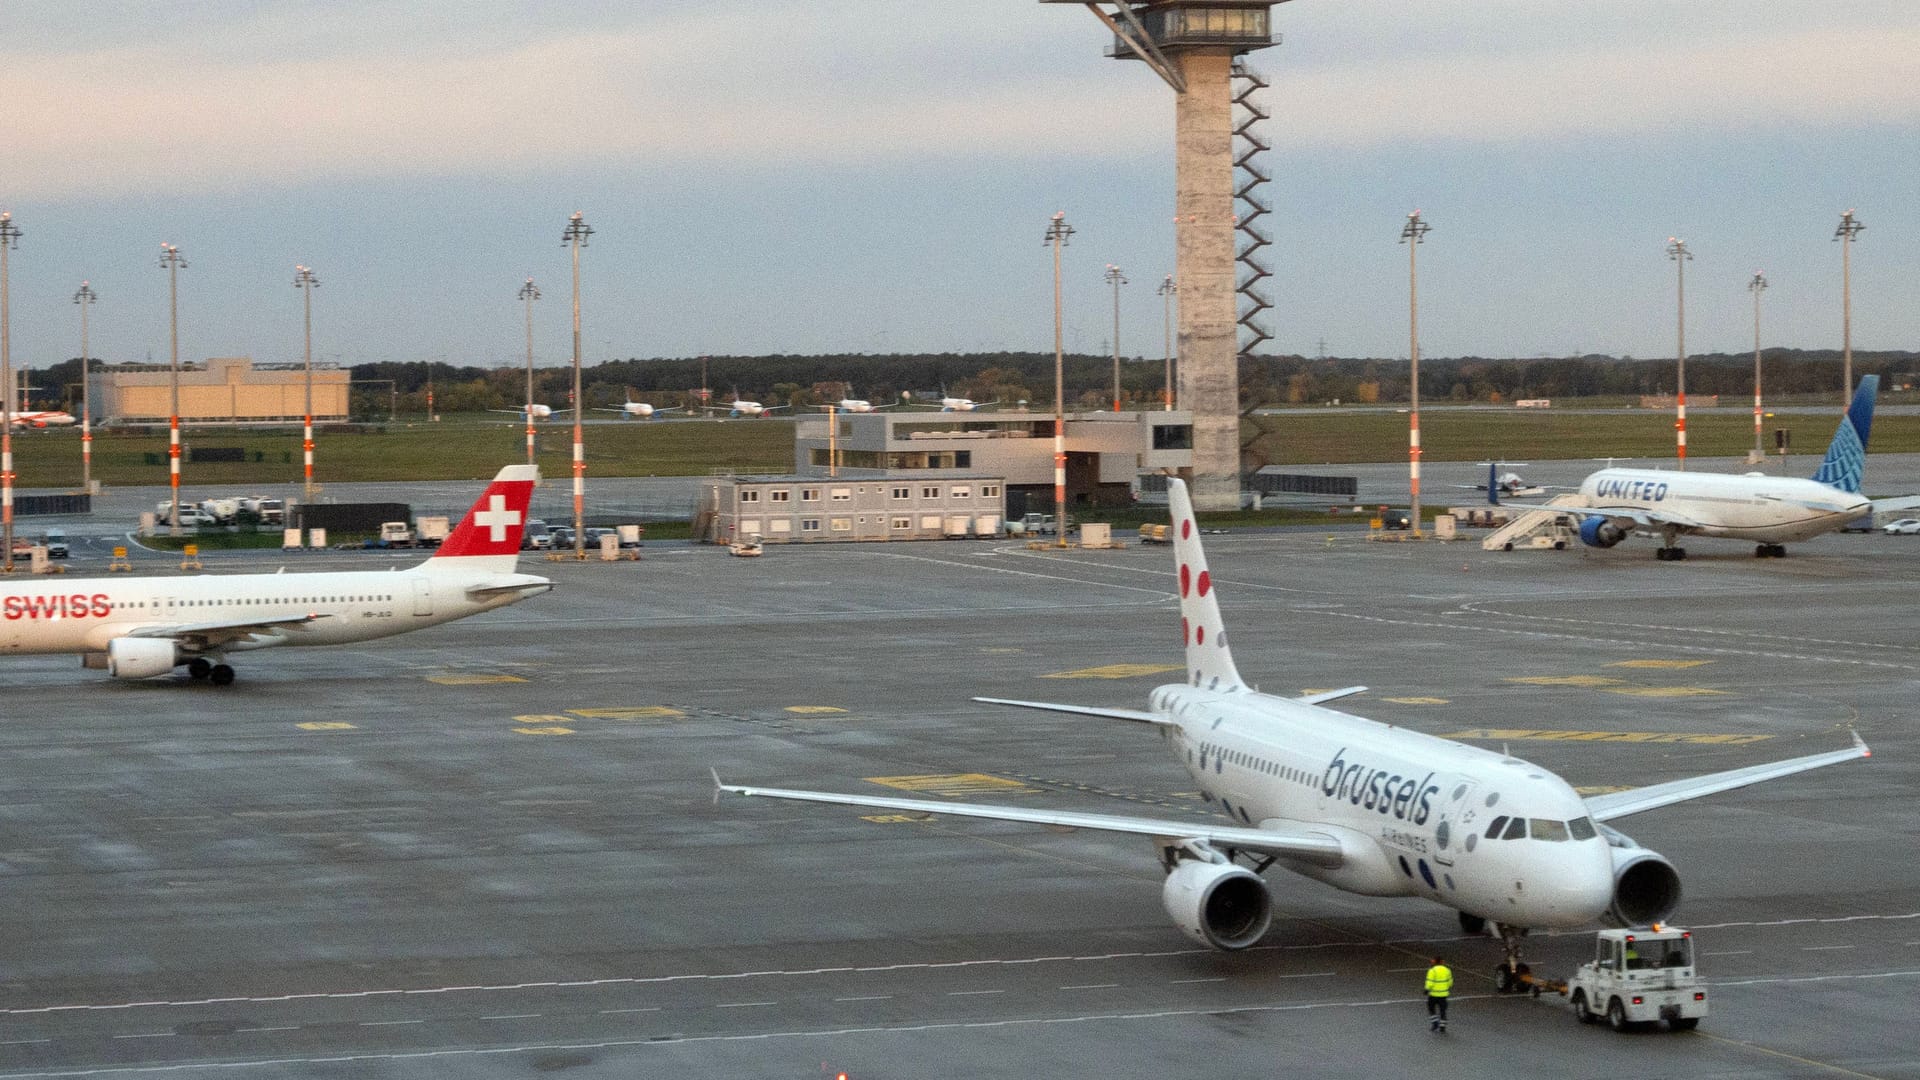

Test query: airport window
[802,488,821,502]
[921,486,940,499]
[830,517,853,532]
[891,516,911,530]
[1568,816,1598,841]
[769,489,790,503]
[949,486,971,499]
[981,484,1000,498]
[800,519,821,532]
[955,451,971,468]
[1530,818,1570,842]
[739,490,760,504]
[892,486,911,500]
[1152,424,1194,451]
[830,487,852,502]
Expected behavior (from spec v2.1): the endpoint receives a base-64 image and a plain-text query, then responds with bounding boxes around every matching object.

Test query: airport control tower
[1045,1,1284,510]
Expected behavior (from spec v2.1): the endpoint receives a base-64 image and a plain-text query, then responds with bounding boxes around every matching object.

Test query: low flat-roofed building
[698,474,1006,544]
[793,409,1193,509]
[93,357,351,425]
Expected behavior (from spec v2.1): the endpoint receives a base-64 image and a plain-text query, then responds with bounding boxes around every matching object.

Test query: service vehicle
[523,519,552,550]
[43,528,69,558]
[198,498,243,525]
[377,521,414,547]
[1500,926,1706,1032]
[1883,518,1920,535]
[415,516,451,547]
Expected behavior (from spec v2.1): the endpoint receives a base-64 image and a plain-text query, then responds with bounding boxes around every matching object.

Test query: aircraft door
[411,578,433,617]
[1431,778,1481,868]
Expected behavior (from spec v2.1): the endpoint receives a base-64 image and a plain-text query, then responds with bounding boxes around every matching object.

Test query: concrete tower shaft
[1174,49,1243,510]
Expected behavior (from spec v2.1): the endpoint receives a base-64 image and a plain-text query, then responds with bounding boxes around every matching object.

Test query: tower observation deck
[1044,1,1286,510]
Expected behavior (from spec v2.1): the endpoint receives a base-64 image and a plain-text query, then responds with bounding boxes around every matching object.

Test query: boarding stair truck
[1501,926,1706,1032]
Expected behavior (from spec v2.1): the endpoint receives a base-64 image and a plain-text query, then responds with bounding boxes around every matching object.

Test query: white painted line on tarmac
[1169,977,1226,984]
[1060,984,1119,990]
[1701,950,1753,956]
[599,1008,661,1015]
[833,996,892,1003]
[1800,945,1857,951]
[235,1027,299,1033]
[361,1020,424,1027]
[947,990,1005,997]
[715,1002,776,1009]
[479,1014,542,1021]
[110,1033,174,1040]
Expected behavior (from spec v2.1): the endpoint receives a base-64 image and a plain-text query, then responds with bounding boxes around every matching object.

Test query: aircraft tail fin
[1811,375,1878,493]
[1486,462,1500,506]
[422,464,539,574]
[1167,478,1247,693]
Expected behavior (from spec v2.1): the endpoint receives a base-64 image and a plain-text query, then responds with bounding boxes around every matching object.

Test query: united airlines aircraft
[0,465,550,685]
[1497,376,1878,560]
[718,478,1868,979]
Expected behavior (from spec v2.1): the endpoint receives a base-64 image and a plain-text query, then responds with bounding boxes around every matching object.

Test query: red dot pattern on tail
[1197,625,1206,644]
[1197,571,1211,597]
[1181,518,1192,539]
[1181,616,1189,645]
[1180,563,1190,597]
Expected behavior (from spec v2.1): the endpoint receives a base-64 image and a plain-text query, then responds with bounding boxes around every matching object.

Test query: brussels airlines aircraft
[0,464,550,685]
[1496,376,1879,560]
[719,478,1867,974]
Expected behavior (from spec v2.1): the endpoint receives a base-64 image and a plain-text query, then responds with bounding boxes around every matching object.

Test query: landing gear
[1655,546,1688,562]
[1755,543,1786,558]
[210,664,235,686]
[187,657,212,679]
[1492,922,1533,994]
[185,656,235,685]
[1458,911,1486,935]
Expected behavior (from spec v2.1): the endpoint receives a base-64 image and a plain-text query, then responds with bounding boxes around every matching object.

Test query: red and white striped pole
[1668,238,1691,470]
[295,265,319,502]
[0,213,18,572]
[1047,212,1073,548]
[520,277,540,467]
[161,243,188,535]
[1750,271,1767,461]
[1402,211,1430,535]
[562,212,593,559]
[75,281,96,496]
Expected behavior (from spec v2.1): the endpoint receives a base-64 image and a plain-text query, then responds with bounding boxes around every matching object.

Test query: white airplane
[814,390,894,414]
[719,477,1868,979]
[1495,376,1879,560]
[0,464,551,685]
[1464,465,1542,498]
[597,393,684,420]
[904,390,997,413]
[7,409,77,428]
[704,397,791,418]
[492,403,554,422]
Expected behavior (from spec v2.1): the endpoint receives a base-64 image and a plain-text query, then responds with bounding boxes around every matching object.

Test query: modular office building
[699,475,1006,544]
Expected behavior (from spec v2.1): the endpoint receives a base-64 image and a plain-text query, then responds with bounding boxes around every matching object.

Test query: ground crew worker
[1425,956,1453,1031]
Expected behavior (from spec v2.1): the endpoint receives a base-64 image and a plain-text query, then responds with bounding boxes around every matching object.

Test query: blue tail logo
[1811,375,1878,494]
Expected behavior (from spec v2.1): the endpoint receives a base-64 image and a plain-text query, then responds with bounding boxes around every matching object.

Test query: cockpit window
[1568,816,1597,841]
[1530,818,1570,842]
[1485,815,1509,839]
[1501,817,1527,840]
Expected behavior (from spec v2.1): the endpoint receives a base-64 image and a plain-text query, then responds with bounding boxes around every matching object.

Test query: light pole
[293,265,320,501]
[562,211,592,559]
[519,277,540,466]
[74,281,97,495]
[0,212,19,572]
[1666,237,1691,470]
[1045,212,1074,549]
[1400,210,1431,536]
[1835,209,1864,400]
[1157,275,1177,411]
[1105,264,1127,411]
[160,243,188,534]
[1749,271,1767,461]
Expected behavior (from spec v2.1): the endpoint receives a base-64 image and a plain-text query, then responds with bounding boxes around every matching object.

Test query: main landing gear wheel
[1755,543,1786,558]
[187,657,213,680]
[209,664,236,686]
[1655,547,1688,562]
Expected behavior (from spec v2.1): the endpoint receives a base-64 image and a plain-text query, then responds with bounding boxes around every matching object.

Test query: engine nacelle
[1161,859,1272,950]
[1579,517,1628,549]
[1607,845,1683,928]
[106,637,180,680]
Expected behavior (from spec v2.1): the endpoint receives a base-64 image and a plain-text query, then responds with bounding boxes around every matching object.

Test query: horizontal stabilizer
[972,696,1172,726]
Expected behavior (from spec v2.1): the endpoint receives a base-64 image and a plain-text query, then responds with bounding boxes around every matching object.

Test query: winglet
[1852,728,1871,758]
[710,768,725,804]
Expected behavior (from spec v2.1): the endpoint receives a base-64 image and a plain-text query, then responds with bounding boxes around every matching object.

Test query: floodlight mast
[0,212,19,572]
[160,243,188,534]
[1045,0,1287,510]
[1158,275,1177,411]
[1834,210,1863,403]
[1666,237,1691,470]
[1400,210,1431,536]
[1749,271,1768,460]
[293,265,320,501]
[74,281,97,497]
[519,277,541,466]
[1105,264,1128,411]
[561,212,592,559]
[1046,212,1074,549]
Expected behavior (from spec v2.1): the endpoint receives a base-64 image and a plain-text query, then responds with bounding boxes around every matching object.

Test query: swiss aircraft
[719,477,1867,980]
[1496,376,1879,560]
[7,409,76,427]
[0,464,550,685]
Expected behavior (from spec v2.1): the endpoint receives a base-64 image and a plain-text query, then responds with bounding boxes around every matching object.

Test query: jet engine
[106,638,179,680]
[1579,517,1628,549]
[1604,834,1683,928]
[1161,859,1272,950]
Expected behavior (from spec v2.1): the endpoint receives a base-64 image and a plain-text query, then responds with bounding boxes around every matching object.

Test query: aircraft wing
[714,773,1346,866]
[1497,499,1709,534]
[973,695,1172,726]
[125,613,329,649]
[1584,733,1869,823]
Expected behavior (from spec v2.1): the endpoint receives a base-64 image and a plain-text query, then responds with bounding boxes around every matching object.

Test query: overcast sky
[3,1,1916,374]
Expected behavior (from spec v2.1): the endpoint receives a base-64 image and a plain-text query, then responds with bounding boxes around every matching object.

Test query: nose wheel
[1491,922,1534,994]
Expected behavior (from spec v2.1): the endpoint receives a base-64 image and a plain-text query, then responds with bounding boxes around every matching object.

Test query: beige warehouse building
[92,357,351,426]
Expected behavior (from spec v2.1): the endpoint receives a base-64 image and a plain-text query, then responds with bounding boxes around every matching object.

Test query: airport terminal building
[91,357,351,426]
[698,474,1007,544]
[792,409,1194,511]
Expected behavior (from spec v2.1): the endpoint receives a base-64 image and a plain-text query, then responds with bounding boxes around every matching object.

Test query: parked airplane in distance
[814,389,895,413]
[0,464,551,685]
[1496,375,1878,560]
[904,389,996,412]
[7,409,76,427]
[719,478,1867,978]
[705,396,791,418]
[493,403,555,422]
[598,393,684,420]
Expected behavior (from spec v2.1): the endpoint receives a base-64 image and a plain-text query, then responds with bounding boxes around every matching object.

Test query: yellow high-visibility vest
[1425,964,1454,997]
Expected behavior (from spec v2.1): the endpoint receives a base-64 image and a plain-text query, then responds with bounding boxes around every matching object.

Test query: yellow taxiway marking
[1504,675,1624,687]
[1382,696,1450,705]
[1042,663,1183,680]
[1574,785,1634,795]
[865,773,1037,797]
[1445,728,1771,746]
[1602,686,1729,698]
[981,647,1022,655]
[513,726,575,736]
[427,674,527,685]
[567,707,685,720]
[784,706,848,715]
[1608,659,1713,669]
[296,721,357,731]
[860,813,933,824]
